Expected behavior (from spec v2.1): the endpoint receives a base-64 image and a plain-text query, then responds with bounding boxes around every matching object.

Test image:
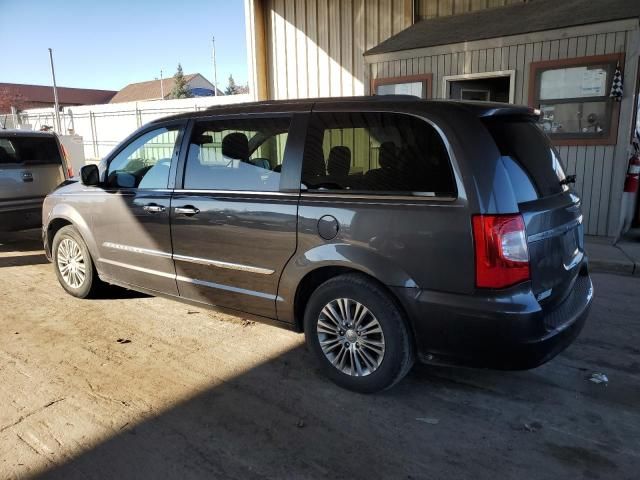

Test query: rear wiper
[560,175,576,186]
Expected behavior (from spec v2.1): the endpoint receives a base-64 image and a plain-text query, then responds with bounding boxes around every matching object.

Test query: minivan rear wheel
[52,225,101,298]
[304,273,414,393]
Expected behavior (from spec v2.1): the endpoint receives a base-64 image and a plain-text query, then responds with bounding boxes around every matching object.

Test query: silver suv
[0,130,71,231]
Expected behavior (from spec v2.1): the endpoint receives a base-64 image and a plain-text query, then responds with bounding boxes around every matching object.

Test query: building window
[529,54,623,146]
[372,74,433,99]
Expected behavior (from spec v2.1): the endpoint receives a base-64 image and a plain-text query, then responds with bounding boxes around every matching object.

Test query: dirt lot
[0,230,639,479]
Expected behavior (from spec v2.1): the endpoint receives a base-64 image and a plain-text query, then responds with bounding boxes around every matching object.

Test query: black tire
[303,273,414,393]
[52,225,102,298]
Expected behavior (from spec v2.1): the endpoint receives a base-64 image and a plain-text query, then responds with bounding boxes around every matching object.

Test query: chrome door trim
[176,275,278,300]
[102,242,172,259]
[98,258,176,279]
[102,242,274,275]
[173,189,299,197]
[173,253,275,275]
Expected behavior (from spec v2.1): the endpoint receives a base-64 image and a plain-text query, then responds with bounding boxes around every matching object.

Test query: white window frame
[442,70,516,103]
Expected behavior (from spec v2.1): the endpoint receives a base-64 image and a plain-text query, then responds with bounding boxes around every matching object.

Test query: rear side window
[183,117,290,192]
[0,136,62,165]
[302,112,456,197]
[483,119,568,202]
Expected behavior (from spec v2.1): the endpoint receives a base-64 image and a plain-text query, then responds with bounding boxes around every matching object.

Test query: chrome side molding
[102,242,274,275]
[172,253,274,275]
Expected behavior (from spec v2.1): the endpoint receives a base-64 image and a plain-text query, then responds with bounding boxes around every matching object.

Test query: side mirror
[80,164,100,186]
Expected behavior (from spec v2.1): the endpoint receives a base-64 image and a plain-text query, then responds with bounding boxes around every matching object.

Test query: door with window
[298,110,470,293]
[93,123,184,294]
[171,116,298,318]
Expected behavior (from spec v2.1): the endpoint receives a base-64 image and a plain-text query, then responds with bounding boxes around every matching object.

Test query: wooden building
[244,0,640,237]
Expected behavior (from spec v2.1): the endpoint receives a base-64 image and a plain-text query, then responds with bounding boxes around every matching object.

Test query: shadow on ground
[0,229,42,253]
[90,285,150,300]
[35,307,639,480]
[0,253,49,268]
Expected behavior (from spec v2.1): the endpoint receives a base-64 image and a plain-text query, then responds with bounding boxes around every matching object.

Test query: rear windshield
[0,136,62,165]
[483,119,568,202]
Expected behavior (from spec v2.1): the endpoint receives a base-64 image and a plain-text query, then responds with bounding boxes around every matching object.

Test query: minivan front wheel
[304,274,414,393]
[52,225,100,298]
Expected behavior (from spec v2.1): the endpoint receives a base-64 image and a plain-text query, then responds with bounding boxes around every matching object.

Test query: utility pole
[212,36,218,96]
[48,48,62,132]
[160,69,164,99]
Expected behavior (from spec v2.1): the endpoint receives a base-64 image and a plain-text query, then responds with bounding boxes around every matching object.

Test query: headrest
[222,132,249,161]
[379,142,396,170]
[327,146,351,177]
[303,141,326,177]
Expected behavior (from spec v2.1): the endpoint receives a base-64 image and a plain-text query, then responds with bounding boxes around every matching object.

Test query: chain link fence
[11,94,252,162]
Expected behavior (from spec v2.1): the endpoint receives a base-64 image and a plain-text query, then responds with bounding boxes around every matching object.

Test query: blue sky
[0,0,248,91]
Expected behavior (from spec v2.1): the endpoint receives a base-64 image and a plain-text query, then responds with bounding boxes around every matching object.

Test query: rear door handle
[22,172,33,183]
[143,204,166,213]
[174,206,200,216]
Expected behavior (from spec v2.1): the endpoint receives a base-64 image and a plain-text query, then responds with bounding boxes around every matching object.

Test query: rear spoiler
[477,107,541,121]
[450,101,541,121]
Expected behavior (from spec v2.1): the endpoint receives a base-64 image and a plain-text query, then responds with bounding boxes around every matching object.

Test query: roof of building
[109,74,221,103]
[0,82,116,105]
[365,0,640,56]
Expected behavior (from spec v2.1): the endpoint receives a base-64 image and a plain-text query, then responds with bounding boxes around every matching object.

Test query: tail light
[472,214,530,289]
[61,144,73,177]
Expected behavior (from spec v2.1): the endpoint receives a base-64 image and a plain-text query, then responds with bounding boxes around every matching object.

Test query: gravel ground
[1,229,639,480]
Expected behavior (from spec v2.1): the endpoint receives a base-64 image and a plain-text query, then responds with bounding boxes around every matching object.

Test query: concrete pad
[2,230,640,479]
[585,240,635,275]
[617,241,640,276]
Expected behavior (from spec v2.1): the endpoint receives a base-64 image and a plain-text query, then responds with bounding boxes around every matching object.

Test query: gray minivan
[1,130,71,231]
[42,97,592,392]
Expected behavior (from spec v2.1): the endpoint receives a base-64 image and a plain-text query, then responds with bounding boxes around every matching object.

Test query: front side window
[107,126,181,189]
[301,112,456,197]
[183,117,290,191]
[530,55,622,144]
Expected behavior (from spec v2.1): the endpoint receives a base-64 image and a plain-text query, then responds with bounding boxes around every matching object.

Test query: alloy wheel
[316,298,385,376]
[57,238,86,289]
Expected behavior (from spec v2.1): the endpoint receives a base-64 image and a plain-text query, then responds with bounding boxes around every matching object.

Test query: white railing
[16,94,253,162]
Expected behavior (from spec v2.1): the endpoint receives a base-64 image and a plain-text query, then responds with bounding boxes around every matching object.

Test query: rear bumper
[393,271,593,370]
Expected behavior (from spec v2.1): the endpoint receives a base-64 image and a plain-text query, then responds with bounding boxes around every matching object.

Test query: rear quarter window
[301,111,457,197]
[483,119,568,202]
[0,136,62,165]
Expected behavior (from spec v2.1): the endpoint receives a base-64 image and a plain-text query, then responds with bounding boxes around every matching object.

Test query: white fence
[14,94,253,162]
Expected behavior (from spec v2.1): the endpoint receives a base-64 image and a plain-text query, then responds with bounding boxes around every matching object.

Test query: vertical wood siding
[370,29,633,236]
[416,0,526,19]
[264,0,412,100]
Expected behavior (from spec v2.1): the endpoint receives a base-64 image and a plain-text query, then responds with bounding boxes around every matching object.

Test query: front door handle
[22,172,33,183]
[143,204,166,213]
[174,206,200,216]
